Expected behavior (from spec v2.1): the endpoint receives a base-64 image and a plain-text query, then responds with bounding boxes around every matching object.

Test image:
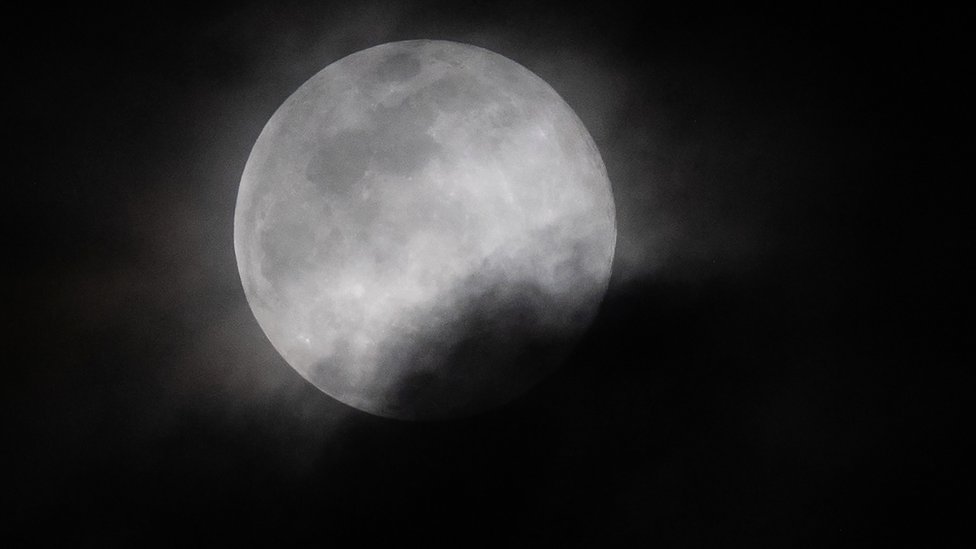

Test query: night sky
[4,2,967,546]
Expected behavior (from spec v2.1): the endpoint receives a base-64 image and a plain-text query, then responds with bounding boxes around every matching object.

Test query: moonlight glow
[235,40,616,420]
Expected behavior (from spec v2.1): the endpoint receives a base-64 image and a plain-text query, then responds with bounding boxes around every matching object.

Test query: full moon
[235,40,616,420]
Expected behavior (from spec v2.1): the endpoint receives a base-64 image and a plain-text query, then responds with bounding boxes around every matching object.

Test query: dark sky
[4,1,967,546]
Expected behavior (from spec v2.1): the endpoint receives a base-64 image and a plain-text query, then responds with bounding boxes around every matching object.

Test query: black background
[4,1,967,546]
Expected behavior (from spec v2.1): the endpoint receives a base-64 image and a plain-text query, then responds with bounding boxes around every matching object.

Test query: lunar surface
[235,40,616,420]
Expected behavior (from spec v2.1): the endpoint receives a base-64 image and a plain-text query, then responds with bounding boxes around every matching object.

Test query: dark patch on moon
[374,52,423,82]
[258,217,317,287]
[309,226,348,267]
[305,130,371,188]
[490,104,519,128]
[422,77,466,112]
[372,133,442,175]
[368,99,443,175]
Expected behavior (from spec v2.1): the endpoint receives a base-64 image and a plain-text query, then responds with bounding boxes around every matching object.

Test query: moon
[235,40,616,420]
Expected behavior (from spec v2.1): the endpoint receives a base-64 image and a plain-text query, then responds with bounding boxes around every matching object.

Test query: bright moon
[235,40,616,420]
